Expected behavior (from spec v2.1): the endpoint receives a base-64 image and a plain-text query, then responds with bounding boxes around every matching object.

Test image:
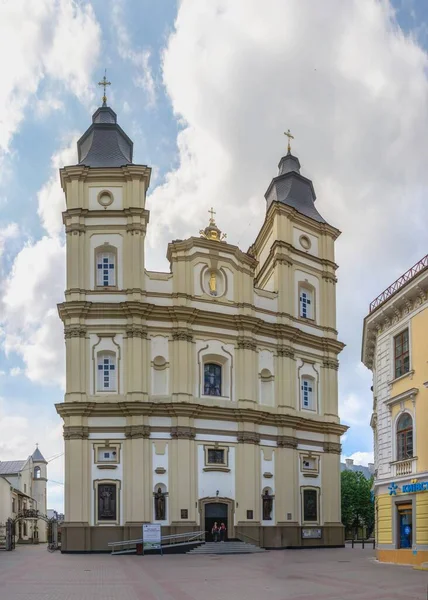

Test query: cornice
[63,426,89,440]
[237,431,261,444]
[323,441,342,454]
[125,425,150,439]
[55,401,348,436]
[362,282,428,369]
[277,435,298,449]
[60,164,151,191]
[170,426,196,440]
[166,237,258,270]
[57,301,344,356]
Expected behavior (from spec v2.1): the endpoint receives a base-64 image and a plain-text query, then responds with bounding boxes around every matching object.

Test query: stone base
[60,522,344,552]
[236,523,345,549]
[60,522,202,553]
[377,548,428,566]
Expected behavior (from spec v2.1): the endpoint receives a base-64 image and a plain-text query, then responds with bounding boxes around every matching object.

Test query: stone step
[188,541,265,555]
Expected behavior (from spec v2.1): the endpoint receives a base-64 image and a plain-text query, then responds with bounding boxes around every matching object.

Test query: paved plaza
[0,545,427,600]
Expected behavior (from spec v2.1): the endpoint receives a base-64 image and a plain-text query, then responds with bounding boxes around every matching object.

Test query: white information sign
[143,523,162,552]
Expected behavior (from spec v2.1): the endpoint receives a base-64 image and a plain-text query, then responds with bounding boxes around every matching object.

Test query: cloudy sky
[1,0,427,511]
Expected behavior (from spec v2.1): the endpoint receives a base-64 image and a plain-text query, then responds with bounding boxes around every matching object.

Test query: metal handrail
[235,530,260,545]
[369,254,428,312]
[108,530,206,553]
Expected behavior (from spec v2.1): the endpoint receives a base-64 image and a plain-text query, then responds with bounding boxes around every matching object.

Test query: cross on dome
[284,128,294,154]
[98,70,111,107]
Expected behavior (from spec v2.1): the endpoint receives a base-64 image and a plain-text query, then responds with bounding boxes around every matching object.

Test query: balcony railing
[394,458,416,477]
[369,254,428,313]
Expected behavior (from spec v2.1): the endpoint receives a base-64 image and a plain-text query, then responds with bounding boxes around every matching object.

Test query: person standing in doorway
[219,522,226,542]
[212,521,219,542]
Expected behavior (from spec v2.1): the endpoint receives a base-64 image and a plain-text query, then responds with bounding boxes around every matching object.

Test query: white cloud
[148,0,428,453]
[342,451,375,467]
[0,0,101,159]
[37,136,78,237]
[35,95,64,119]
[1,236,65,386]
[0,223,19,262]
[9,367,22,377]
[111,2,157,107]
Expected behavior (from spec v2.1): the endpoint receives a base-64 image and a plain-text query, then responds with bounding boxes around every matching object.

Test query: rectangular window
[303,489,318,522]
[301,377,315,411]
[394,329,409,379]
[96,252,116,287]
[207,449,225,464]
[97,483,117,521]
[299,288,313,319]
[246,510,253,520]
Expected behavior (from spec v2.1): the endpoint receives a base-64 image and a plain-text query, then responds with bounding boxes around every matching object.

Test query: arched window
[97,352,117,392]
[34,466,41,479]
[204,363,222,396]
[301,376,315,411]
[96,250,116,287]
[299,286,313,319]
[397,413,413,460]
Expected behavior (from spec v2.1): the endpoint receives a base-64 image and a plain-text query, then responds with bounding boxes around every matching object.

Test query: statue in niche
[262,489,273,521]
[209,271,217,296]
[154,487,166,520]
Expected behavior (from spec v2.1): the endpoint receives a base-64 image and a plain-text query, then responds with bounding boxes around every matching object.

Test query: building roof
[264,151,327,224]
[32,447,47,463]
[77,105,133,168]
[340,460,374,480]
[0,460,26,475]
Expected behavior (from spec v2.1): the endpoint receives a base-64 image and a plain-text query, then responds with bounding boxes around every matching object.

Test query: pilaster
[170,330,194,403]
[235,338,258,407]
[276,345,296,412]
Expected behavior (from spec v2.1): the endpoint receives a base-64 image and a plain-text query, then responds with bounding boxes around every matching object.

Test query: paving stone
[0,544,427,599]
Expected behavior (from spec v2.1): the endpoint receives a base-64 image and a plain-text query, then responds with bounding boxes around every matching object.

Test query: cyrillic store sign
[388,481,428,496]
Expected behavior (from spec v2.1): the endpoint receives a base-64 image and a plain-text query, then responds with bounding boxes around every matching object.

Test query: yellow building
[56,93,347,552]
[362,254,428,565]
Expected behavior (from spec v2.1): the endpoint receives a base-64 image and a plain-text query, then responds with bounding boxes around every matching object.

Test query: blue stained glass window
[300,290,312,318]
[204,363,222,396]
[301,378,313,409]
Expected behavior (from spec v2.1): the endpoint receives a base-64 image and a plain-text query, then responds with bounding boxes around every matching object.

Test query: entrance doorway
[398,504,412,549]
[205,502,228,541]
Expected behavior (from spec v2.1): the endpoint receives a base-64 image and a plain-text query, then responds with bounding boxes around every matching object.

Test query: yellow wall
[390,306,428,472]
[377,494,392,545]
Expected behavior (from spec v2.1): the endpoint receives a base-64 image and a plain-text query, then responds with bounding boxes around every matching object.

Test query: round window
[299,235,311,250]
[98,191,114,208]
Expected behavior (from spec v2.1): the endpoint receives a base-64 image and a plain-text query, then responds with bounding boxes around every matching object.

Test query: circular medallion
[98,190,114,208]
[299,235,311,250]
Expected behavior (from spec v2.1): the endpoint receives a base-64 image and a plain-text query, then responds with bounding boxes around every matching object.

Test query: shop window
[396,413,413,460]
[394,329,409,379]
[397,503,412,549]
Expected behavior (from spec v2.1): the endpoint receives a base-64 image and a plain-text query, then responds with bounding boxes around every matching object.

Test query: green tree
[341,470,374,539]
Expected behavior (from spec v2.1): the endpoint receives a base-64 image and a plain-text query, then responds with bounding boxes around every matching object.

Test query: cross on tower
[208,207,216,223]
[98,70,111,106]
[284,128,294,154]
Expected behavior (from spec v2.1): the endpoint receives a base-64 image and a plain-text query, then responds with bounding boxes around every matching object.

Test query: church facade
[56,97,347,552]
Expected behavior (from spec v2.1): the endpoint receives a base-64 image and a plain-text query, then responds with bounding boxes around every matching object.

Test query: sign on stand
[142,523,162,555]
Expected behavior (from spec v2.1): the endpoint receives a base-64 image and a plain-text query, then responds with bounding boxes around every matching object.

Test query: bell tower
[57,80,151,532]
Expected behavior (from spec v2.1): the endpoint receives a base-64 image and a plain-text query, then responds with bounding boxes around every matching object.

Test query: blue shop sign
[389,481,428,495]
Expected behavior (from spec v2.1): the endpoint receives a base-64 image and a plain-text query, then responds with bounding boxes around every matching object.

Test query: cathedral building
[56,91,347,552]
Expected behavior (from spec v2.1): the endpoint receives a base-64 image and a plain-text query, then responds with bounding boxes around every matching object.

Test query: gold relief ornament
[199,207,227,242]
[209,271,217,296]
